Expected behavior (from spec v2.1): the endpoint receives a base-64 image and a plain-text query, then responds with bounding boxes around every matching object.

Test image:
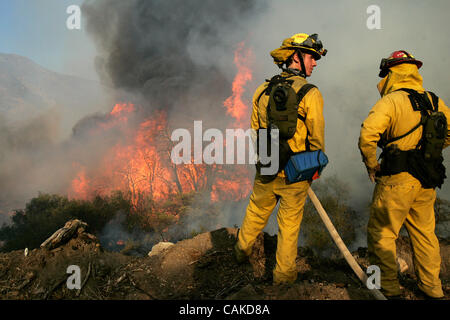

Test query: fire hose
[307,188,387,300]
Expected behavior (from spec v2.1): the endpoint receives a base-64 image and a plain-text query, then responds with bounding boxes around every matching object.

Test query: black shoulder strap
[255,75,290,105]
[296,84,317,122]
[398,88,433,112]
[380,88,439,147]
[255,88,266,106]
[428,91,439,112]
[256,78,317,119]
[295,83,317,151]
[380,120,422,147]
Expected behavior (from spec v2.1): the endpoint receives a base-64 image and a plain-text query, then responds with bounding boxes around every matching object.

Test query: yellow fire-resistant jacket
[251,71,325,176]
[359,63,450,171]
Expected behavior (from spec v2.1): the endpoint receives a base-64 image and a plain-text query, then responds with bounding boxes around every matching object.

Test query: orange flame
[69,43,255,208]
[110,103,135,117]
[70,168,90,200]
[223,41,253,127]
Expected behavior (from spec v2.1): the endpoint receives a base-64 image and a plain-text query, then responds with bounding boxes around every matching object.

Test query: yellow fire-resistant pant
[368,172,444,298]
[237,175,310,284]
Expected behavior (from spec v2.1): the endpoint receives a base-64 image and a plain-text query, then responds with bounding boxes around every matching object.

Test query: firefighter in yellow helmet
[234,33,327,284]
[359,50,450,299]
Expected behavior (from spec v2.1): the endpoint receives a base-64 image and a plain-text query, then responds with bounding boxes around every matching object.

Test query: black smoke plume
[82,0,266,120]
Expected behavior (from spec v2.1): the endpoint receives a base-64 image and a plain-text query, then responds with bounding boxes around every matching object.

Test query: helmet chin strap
[282,50,307,77]
[283,67,304,77]
[297,50,307,77]
[284,50,306,77]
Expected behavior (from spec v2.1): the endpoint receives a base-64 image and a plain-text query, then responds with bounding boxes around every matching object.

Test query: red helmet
[379,50,423,78]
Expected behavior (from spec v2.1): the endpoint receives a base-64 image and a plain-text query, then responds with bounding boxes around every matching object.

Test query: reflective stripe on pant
[368,172,443,298]
[237,175,310,284]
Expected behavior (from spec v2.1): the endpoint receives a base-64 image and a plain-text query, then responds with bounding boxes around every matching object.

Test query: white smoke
[1,0,449,250]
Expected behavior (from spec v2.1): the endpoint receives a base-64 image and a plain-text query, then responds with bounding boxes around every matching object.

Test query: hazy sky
[238,0,450,203]
[0,0,448,207]
[0,0,98,80]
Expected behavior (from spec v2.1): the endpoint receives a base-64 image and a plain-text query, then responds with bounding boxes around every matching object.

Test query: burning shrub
[124,191,195,232]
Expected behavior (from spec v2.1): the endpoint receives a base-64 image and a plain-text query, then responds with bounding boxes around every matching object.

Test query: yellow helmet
[270,33,327,67]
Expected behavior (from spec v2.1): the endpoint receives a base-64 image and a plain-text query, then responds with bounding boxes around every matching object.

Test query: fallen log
[40,219,88,250]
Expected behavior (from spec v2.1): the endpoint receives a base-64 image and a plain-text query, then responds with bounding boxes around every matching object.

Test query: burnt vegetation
[0,175,449,300]
[0,189,228,254]
[1,175,448,257]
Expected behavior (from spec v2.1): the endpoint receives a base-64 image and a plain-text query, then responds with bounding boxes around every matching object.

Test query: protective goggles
[292,34,327,57]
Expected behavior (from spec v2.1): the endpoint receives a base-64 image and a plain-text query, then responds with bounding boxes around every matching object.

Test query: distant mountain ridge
[0,53,112,136]
[0,53,114,217]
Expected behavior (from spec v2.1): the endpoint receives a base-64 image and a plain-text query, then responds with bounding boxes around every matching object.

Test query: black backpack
[255,74,316,183]
[379,88,448,188]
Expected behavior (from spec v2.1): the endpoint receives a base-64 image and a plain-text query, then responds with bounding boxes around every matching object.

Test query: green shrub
[301,176,357,256]
[0,192,131,252]
[0,190,203,252]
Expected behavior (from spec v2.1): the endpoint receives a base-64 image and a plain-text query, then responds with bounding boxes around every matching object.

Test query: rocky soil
[0,221,449,300]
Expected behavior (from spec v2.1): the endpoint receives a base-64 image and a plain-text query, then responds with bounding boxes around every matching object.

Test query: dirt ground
[0,224,449,300]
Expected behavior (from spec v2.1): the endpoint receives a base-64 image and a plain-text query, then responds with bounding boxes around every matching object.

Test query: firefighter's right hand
[368,164,381,183]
